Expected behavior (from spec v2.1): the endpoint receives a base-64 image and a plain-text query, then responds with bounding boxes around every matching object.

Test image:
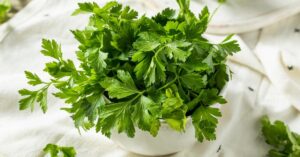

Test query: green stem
[158,76,178,91]
[129,91,145,104]
[154,45,166,59]
[209,3,222,23]
[187,90,203,111]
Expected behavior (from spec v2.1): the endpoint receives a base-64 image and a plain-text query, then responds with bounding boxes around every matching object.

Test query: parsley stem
[156,46,166,54]
[209,3,222,23]
[38,81,51,93]
[158,76,178,91]
[187,90,204,111]
[128,92,144,104]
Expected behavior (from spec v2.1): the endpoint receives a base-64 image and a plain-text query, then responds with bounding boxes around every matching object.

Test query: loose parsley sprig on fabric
[261,116,300,157]
[218,0,226,3]
[43,144,76,157]
[19,0,240,142]
[0,0,11,23]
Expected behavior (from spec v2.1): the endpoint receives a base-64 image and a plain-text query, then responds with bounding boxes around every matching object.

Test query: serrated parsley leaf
[153,8,176,25]
[44,59,76,78]
[133,32,160,52]
[164,21,179,33]
[165,40,191,62]
[41,39,62,60]
[217,37,241,56]
[261,116,300,157]
[72,2,99,15]
[202,53,214,71]
[85,48,108,70]
[162,88,188,131]
[18,89,37,111]
[18,87,49,113]
[120,6,138,20]
[199,6,209,24]
[208,64,229,90]
[19,70,50,113]
[180,73,207,91]
[133,96,161,136]
[177,0,193,18]
[36,89,48,112]
[192,106,221,142]
[99,101,135,137]
[25,71,43,86]
[132,50,166,86]
[67,94,106,130]
[100,70,139,99]
[43,144,76,157]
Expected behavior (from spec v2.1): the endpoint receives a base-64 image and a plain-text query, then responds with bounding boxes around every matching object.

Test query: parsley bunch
[261,116,300,157]
[19,0,240,142]
[0,0,11,23]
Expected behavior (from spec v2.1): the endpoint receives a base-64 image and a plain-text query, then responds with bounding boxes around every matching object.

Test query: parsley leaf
[43,144,76,157]
[72,2,99,15]
[18,89,37,111]
[19,82,50,113]
[192,106,221,142]
[180,73,207,92]
[164,40,191,62]
[100,70,139,99]
[261,116,300,157]
[218,40,241,56]
[152,8,176,26]
[132,35,167,86]
[133,96,161,136]
[162,88,188,131]
[41,39,63,60]
[25,71,43,86]
[0,0,11,23]
[133,32,160,52]
[85,48,108,71]
[98,101,136,137]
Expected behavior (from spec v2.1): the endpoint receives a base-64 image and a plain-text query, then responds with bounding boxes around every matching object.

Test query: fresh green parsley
[19,0,240,142]
[0,0,11,23]
[261,116,300,157]
[43,144,76,157]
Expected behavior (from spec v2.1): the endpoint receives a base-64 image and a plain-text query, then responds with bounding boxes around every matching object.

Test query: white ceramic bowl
[111,117,196,156]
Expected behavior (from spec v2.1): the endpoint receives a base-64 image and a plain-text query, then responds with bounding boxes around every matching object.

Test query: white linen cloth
[196,0,300,34]
[0,0,299,157]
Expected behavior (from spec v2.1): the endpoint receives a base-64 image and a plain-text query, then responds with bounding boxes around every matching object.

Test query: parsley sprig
[19,0,240,142]
[0,0,11,23]
[43,144,76,157]
[261,116,300,157]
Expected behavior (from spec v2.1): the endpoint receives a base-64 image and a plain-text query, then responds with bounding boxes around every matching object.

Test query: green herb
[43,144,76,157]
[19,0,240,142]
[0,0,11,23]
[261,116,300,157]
